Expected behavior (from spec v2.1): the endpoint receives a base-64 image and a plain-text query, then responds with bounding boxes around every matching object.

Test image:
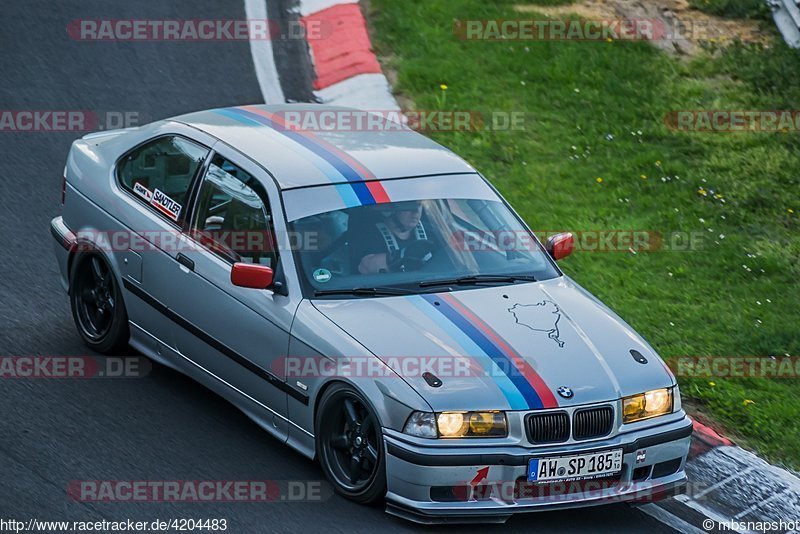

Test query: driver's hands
[388,240,436,272]
[357,253,390,274]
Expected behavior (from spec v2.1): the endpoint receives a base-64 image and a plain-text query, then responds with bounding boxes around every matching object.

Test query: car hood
[312,277,675,412]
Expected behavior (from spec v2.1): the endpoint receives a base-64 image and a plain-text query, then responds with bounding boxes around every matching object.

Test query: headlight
[622,388,674,423]
[403,412,437,438]
[403,411,508,438]
[437,411,507,438]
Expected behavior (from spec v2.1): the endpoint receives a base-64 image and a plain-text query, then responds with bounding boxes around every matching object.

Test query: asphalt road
[0,1,677,531]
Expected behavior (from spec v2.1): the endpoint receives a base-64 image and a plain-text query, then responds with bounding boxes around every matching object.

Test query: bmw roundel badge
[557,386,574,399]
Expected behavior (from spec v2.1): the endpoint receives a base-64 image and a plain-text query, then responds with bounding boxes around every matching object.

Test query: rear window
[117,135,208,223]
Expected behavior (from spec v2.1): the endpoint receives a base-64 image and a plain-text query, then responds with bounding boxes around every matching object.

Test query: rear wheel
[70,251,129,354]
[316,383,386,504]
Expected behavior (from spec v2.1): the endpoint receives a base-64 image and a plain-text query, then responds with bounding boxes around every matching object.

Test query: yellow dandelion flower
[606,37,613,43]
[789,208,795,214]
[440,84,448,91]
[596,177,603,183]
[640,174,647,180]
[708,381,716,387]
[743,399,755,406]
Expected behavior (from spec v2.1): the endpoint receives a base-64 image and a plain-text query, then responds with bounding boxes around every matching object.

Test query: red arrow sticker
[470,466,490,488]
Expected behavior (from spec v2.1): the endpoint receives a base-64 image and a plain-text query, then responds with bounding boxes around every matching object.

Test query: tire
[316,383,387,505]
[69,251,130,354]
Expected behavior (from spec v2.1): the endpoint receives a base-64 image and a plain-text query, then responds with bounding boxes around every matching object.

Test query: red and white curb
[645,420,800,533]
[299,0,400,110]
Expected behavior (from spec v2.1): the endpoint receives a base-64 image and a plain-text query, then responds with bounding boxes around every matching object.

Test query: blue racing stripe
[227,107,368,186]
[214,108,344,184]
[349,181,379,206]
[334,183,361,208]
[421,294,544,409]
[408,297,528,410]
[214,108,370,207]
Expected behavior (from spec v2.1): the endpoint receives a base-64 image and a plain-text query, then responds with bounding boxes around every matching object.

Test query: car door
[114,132,211,350]
[168,145,301,442]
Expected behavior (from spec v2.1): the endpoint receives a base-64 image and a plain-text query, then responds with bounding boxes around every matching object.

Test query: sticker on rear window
[133,181,153,202]
[151,188,182,222]
[313,268,332,283]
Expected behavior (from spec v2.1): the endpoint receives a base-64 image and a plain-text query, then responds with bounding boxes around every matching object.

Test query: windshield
[288,196,561,297]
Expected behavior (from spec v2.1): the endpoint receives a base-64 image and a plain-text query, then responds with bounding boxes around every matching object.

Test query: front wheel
[316,383,386,504]
[69,251,130,354]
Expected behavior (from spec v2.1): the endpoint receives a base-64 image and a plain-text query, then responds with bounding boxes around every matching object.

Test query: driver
[351,201,433,274]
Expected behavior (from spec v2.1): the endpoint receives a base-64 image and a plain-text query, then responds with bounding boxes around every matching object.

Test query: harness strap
[376,220,428,253]
[375,222,399,253]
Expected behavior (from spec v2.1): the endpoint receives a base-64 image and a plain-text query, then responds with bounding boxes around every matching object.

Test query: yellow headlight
[623,388,673,423]
[623,394,645,420]
[436,411,507,437]
[468,412,496,435]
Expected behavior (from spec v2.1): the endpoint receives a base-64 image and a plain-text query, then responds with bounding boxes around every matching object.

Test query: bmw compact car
[51,104,692,523]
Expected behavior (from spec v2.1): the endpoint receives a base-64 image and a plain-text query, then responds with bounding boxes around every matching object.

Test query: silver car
[51,104,692,523]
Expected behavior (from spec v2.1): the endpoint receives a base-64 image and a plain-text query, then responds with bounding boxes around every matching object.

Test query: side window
[117,136,208,223]
[191,155,278,268]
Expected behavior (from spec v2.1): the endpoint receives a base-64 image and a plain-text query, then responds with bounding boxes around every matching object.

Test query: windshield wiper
[314,287,415,297]
[419,274,538,288]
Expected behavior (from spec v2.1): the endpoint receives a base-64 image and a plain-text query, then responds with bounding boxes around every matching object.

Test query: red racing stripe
[241,105,379,181]
[441,293,559,409]
[365,181,390,203]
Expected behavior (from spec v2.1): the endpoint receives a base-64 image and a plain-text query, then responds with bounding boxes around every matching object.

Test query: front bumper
[50,215,76,292]
[384,415,692,524]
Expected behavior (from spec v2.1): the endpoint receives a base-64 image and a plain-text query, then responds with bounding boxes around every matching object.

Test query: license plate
[527,449,623,483]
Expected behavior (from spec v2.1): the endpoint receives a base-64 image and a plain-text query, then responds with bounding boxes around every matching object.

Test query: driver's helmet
[390,200,422,212]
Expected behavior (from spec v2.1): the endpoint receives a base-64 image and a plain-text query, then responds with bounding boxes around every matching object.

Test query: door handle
[176,253,195,271]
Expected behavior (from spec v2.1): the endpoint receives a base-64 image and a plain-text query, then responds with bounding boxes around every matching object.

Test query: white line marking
[314,73,401,110]
[733,488,790,520]
[297,0,358,17]
[245,0,285,104]
[638,504,706,534]
[694,466,755,499]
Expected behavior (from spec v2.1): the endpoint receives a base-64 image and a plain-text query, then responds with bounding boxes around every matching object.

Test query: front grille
[526,411,570,443]
[573,406,614,440]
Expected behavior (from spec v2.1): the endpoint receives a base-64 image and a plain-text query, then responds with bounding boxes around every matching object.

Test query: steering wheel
[389,240,436,272]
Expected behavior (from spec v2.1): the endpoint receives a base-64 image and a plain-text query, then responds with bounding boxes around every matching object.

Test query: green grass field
[369,0,800,467]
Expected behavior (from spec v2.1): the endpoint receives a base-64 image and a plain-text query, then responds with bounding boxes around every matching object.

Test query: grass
[368,0,800,467]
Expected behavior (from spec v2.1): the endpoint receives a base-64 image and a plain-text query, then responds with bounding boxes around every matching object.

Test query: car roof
[170,104,477,190]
